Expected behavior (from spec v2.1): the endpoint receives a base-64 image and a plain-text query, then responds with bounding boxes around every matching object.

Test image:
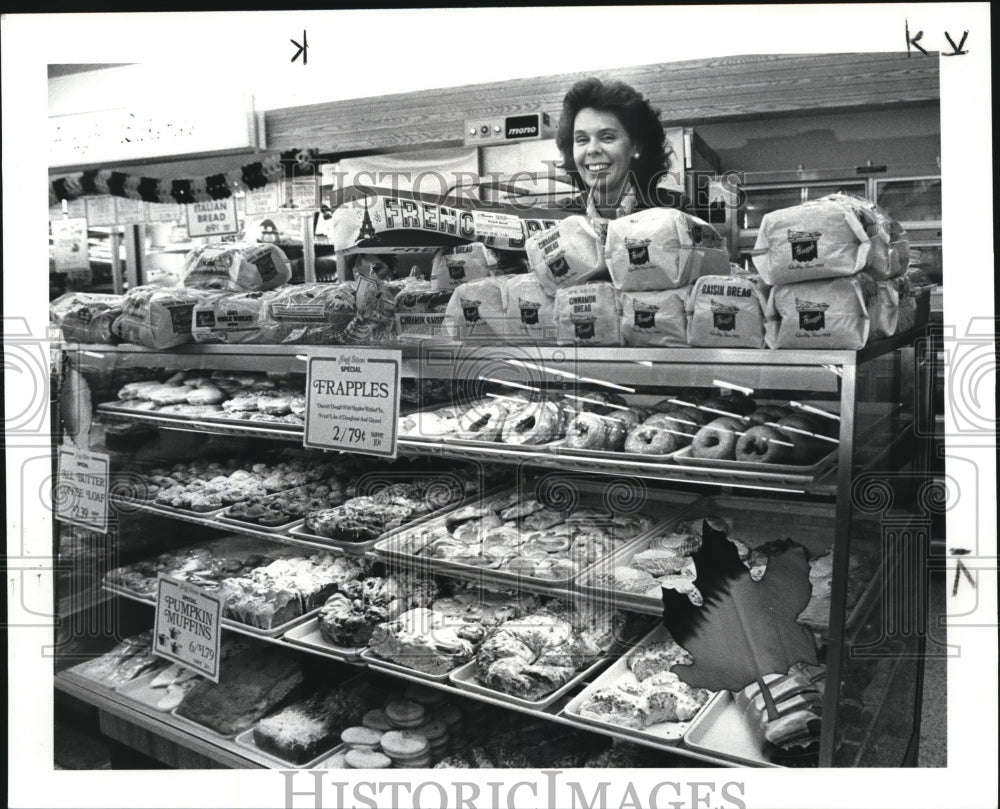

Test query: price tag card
[304,348,401,458]
[153,576,223,683]
[147,202,185,223]
[65,199,87,219]
[116,197,148,225]
[51,218,90,272]
[85,196,117,227]
[472,210,525,242]
[56,447,110,532]
[290,178,320,210]
[245,186,280,216]
[187,197,239,238]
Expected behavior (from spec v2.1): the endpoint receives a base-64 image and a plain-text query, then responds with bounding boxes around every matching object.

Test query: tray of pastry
[359,647,458,684]
[215,478,345,534]
[561,625,716,747]
[397,406,463,443]
[234,728,343,770]
[447,651,614,712]
[98,401,306,431]
[281,617,367,662]
[287,476,494,556]
[575,496,835,616]
[102,537,367,637]
[681,691,778,767]
[374,485,700,592]
[546,439,682,464]
[670,444,839,477]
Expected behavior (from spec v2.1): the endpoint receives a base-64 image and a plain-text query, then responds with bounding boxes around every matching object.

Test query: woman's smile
[573,106,637,204]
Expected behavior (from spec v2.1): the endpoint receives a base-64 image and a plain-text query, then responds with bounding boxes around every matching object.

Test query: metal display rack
[55,327,935,768]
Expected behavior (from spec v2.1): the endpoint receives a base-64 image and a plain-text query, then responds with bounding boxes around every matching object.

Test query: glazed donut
[564,412,614,450]
[604,409,641,448]
[624,424,685,455]
[689,417,744,460]
[735,425,793,464]
[458,402,509,441]
[501,400,563,445]
[643,411,700,436]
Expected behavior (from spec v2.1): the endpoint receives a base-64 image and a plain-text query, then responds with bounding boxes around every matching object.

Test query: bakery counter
[55,672,268,769]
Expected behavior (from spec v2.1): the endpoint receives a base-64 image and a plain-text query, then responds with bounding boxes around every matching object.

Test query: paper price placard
[117,197,148,225]
[472,209,525,241]
[51,218,90,272]
[56,447,110,532]
[153,576,223,683]
[85,196,117,227]
[290,178,320,211]
[304,349,401,458]
[245,186,281,216]
[187,197,239,238]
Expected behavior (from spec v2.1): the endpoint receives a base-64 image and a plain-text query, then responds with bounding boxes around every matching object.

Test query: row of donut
[400,389,837,464]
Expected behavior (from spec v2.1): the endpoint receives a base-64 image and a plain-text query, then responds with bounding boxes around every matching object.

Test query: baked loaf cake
[253,685,369,765]
[219,554,363,630]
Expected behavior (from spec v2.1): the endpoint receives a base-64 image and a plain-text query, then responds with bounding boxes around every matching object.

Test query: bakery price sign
[186,197,239,238]
[56,447,110,532]
[304,349,401,458]
[153,575,223,682]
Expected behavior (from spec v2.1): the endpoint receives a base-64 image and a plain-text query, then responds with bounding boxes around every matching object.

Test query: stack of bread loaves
[753,193,911,349]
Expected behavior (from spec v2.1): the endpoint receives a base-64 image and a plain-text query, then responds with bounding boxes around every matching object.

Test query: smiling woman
[555,77,675,218]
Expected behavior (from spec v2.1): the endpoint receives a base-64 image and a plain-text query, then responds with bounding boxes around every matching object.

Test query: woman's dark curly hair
[555,77,672,204]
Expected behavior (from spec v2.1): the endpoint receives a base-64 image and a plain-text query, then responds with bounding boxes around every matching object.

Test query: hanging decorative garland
[49,149,322,208]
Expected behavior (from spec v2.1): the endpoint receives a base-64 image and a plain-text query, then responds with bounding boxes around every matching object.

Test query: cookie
[403,684,447,706]
[394,755,432,768]
[380,730,430,762]
[410,718,449,744]
[362,709,394,732]
[385,699,425,729]
[344,749,392,769]
[316,750,348,769]
[340,726,384,751]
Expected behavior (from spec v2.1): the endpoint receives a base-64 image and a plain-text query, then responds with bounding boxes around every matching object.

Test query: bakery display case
[52,322,934,768]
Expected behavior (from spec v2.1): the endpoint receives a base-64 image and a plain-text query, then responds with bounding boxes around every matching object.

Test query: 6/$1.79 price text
[188,641,216,662]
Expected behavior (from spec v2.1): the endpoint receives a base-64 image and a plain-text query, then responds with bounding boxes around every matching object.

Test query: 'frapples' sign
[304,349,401,458]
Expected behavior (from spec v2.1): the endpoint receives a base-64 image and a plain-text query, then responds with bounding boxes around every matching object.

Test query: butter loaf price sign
[153,575,223,683]
[56,447,110,532]
[304,349,401,458]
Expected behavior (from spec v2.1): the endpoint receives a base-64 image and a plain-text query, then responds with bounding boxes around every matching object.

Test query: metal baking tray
[170,705,245,740]
[137,501,231,519]
[234,727,344,769]
[99,401,305,433]
[442,434,563,451]
[288,484,494,556]
[681,691,778,767]
[561,624,715,746]
[547,438,682,464]
[671,445,839,478]
[281,617,367,662]
[374,486,700,592]
[103,579,323,638]
[448,649,616,712]
[575,496,835,616]
[359,647,464,684]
